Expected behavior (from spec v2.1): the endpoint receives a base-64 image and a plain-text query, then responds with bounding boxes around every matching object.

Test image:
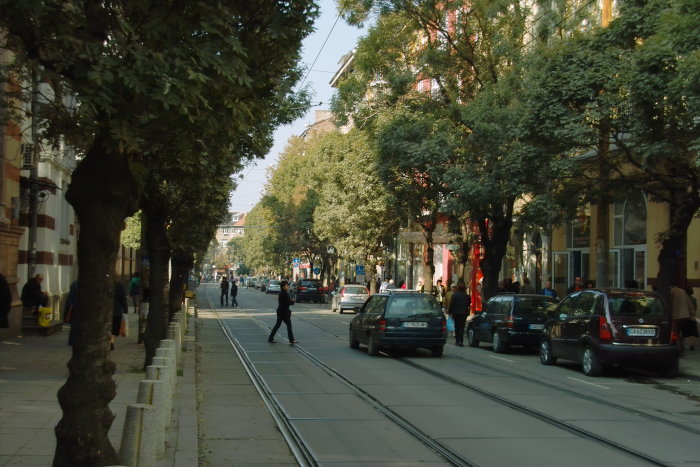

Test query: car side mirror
[559,313,568,320]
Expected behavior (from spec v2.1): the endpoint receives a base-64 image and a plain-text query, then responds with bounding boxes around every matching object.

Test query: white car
[332,285,370,314]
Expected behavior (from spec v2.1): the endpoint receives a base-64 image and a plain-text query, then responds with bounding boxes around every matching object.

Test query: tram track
[208,289,687,466]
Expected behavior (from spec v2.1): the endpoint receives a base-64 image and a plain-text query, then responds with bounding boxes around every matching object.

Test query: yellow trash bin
[37,307,53,327]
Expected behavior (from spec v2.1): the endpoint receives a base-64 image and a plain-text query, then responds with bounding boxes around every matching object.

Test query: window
[614,190,646,246]
[573,292,597,317]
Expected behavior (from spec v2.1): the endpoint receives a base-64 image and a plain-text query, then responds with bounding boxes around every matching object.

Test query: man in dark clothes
[220,276,229,306]
[448,281,471,347]
[0,273,12,328]
[21,274,49,312]
[268,280,297,344]
[230,280,238,307]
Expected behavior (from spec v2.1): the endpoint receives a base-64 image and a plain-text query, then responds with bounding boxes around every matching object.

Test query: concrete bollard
[137,379,167,456]
[119,403,157,467]
[146,364,172,408]
[161,337,180,368]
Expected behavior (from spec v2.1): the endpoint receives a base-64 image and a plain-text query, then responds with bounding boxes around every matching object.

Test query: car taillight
[299,286,307,291]
[505,315,514,328]
[671,324,679,344]
[599,316,613,342]
[442,318,447,333]
[377,319,386,332]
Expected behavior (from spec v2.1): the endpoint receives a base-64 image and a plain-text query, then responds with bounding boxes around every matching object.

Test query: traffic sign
[313,267,320,275]
[355,265,365,276]
[293,258,300,267]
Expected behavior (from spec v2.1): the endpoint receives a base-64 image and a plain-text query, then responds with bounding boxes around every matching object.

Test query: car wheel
[660,361,679,378]
[467,327,479,347]
[492,330,508,353]
[367,336,380,356]
[582,346,603,376]
[349,329,359,349]
[431,346,444,358]
[539,339,557,365]
[339,308,344,314]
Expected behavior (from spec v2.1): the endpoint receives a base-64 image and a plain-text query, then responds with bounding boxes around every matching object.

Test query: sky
[228,0,366,213]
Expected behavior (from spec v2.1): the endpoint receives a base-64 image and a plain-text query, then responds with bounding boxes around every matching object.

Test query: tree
[311,130,399,290]
[525,0,700,296]
[0,1,317,465]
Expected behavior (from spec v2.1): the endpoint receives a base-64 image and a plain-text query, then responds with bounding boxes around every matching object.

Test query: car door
[549,294,578,356]
[563,291,598,359]
[475,298,499,341]
[360,296,387,343]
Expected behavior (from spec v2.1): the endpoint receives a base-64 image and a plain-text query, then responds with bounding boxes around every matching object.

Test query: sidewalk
[0,311,196,467]
[1,308,698,467]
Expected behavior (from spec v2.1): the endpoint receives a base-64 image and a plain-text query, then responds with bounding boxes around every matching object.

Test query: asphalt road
[198,283,700,467]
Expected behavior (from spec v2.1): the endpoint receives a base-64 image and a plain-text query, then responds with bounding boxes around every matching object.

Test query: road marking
[567,377,610,390]
[488,355,515,363]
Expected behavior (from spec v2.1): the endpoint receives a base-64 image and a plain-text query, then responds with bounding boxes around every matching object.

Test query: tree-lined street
[197,284,700,466]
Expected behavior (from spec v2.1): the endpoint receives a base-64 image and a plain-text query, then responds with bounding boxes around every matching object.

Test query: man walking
[268,280,297,344]
[230,280,239,308]
[448,281,471,347]
[220,276,229,307]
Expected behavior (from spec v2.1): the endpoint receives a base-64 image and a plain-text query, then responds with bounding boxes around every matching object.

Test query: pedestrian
[0,273,11,328]
[128,271,142,314]
[21,274,49,313]
[687,287,698,351]
[670,283,696,353]
[111,280,128,351]
[443,284,457,337]
[268,280,297,344]
[448,281,471,347]
[435,279,445,304]
[386,279,396,290]
[585,280,596,289]
[567,276,584,294]
[220,276,229,306]
[540,280,558,299]
[519,277,534,294]
[230,280,239,308]
[137,289,149,344]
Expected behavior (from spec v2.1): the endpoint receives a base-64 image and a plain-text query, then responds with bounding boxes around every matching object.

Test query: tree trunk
[56,142,139,467]
[424,227,436,293]
[143,204,171,370]
[478,208,513,301]
[169,249,192,320]
[656,194,699,301]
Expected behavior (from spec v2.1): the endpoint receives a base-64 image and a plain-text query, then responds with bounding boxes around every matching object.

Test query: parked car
[349,291,447,357]
[540,289,680,377]
[247,278,257,289]
[266,280,281,294]
[294,279,323,303]
[259,278,270,292]
[467,294,559,353]
[332,285,370,314]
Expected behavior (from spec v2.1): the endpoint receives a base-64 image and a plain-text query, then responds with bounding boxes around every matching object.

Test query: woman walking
[268,280,298,344]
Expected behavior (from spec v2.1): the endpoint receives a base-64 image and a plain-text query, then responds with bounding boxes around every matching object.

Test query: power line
[296,5,347,93]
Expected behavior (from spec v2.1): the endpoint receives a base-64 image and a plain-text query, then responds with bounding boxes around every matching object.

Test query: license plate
[529,324,544,330]
[308,288,316,291]
[403,322,428,328]
[626,327,656,337]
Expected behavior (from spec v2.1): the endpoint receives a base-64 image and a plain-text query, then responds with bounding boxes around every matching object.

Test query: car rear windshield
[608,294,665,317]
[385,296,441,318]
[301,280,321,287]
[344,286,368,294]
[269,280,280,285]
[514,297,559,316]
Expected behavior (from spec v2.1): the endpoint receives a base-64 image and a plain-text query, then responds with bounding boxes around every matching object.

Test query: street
[196,284,700,467]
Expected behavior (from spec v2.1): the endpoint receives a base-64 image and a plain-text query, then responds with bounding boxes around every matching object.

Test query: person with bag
[448,281,471,347]
[443,284,457,337]
[111,280,128,351]
[268,280,298,344]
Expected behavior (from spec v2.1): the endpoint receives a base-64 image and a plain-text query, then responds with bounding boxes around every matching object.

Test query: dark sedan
[349,291,447,357]
[467,294,559,353]
[540,289,680,377]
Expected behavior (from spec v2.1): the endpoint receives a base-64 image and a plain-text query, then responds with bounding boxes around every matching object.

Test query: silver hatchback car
[332,285,370,314]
